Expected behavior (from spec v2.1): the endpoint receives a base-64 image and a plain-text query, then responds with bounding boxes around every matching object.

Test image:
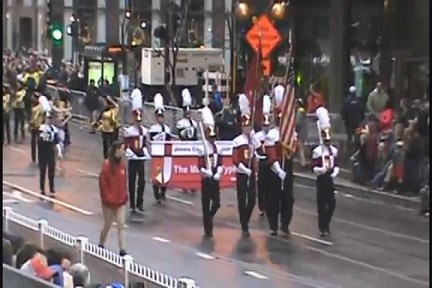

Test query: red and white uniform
[123,125,150,160]
[265,127,286,180]
[311,145,339,177]
[232,132,260,175]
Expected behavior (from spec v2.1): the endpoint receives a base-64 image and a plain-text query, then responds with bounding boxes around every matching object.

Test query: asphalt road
[2,122,430,288]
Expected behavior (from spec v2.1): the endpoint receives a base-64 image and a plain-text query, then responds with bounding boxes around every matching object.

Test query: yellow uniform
[12,89,26,109]
[3,93,12,113]
[98,104,119,133]
[30,104,44,130]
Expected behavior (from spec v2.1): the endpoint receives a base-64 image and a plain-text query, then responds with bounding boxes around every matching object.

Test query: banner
[150,141,237,190]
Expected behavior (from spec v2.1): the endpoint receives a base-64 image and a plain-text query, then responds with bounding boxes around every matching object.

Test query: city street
[2,122,429,288]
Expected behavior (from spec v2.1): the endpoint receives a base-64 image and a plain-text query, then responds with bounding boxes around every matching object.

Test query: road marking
[152,236,171,243]
[9,146,25,154]
[290,232,333,246]
[3,191,35,203]
[77,169,99,178]
[244,271,268,280]
[196,252,215,260]
[3,199,19,204]
[112,222,129,228]
[166,195,194,206]
[293,206,429,244]
[2,181,94,216]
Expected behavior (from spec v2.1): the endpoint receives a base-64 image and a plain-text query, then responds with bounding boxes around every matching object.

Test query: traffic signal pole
[47,0,65,72]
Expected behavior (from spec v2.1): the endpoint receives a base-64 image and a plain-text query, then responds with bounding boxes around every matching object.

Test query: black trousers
[201,177,221,234]
[3,112,11,144]
[38,148,56,193]
[102,132,117,159]
[257,160,269,212]
[128,160,145,210]
[13,108,25,141]
[316,174,336,233]
[236,173,256,232]
[153,184,167,201]
[31,129,39,162]
[266,158,294,232]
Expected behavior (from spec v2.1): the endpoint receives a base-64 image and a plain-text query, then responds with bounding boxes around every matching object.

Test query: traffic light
[47,0,52,26]
[50,22,63,46]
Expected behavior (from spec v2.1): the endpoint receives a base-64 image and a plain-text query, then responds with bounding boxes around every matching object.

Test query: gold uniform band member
[253,94,272,216]
[232,94,260,237]
[29,92,44,163]
[148,93,174,203]
[311,107,339,237]
[123,88,150,213]
[198,107,222,238]
[92,96,120,159]
[12,79,27,143]
[3,83,12,145]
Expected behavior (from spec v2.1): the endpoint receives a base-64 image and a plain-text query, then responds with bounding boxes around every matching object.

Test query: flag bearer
[123,89,150,214]
[198,107,222,237]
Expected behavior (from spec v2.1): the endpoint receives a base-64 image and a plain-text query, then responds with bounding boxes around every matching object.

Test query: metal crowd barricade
[3,264,57,288]
[2,207,180,288]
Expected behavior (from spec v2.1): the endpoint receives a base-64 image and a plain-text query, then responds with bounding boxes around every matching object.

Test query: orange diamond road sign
[261,59,271,76]
[246,15,282,59]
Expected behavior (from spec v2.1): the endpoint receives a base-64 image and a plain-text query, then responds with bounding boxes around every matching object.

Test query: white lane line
[3,181,94,216]
[244,271,268,280]
[77,169,99,178]
[6,191,34,203]
[293,206,429,244]
[152,236,171,243]
[290,232,333,246]
[196,252,215,260]
[3,199,19,204]
[9,146,26,154]
[166,195,194,206]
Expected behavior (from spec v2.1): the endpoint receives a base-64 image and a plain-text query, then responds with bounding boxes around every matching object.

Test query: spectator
[85,79,101,134]
[98,141,128,256]
[396,98,415,127]
[306,83,325,113]
[341,85,364,148]
[366,82,388,114]
[45,247,72,269]
[15,243,40,269]
[3,232,25,255]
[295,98,308,167]
[69,263,91,287]
[20,250,56,281]
[379,100,395,133]
[401,126,423,195]
[215,97,240,140]
[3,238,14,265]
[371,133,395,190]
[419,163,429,216]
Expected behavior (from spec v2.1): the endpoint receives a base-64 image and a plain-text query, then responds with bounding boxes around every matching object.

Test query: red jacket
[99,160,128,208]
[307,92,325,113]
[379,108,394,132]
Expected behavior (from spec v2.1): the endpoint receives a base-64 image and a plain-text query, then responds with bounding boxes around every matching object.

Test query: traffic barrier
[3,264,57,288]
[2,207,183,288]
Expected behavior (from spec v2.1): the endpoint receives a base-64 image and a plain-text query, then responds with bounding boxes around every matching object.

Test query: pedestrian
[85,79,100,134]
[341,86,364,148]
[149,93,175,203]
[306,83,325,114]
[311,121,339,238]
[253,94,271,216]
[98,141,128,256]
[366,82,389,115]
[199,107,222,237]
[29,92,44,164]
[232,94,259,237]
[123,89,150,214]
[92,95,119,159]
[3,83,12,145]
[12,79,26,143]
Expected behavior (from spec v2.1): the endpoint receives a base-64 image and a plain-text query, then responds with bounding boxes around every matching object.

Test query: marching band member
[265,102,295,237]
[123,89,150,214]
[12,79,26,143]
[3,83,12,145]
[177,88,198,141]
[149,93,174,203]
[56,83,72,149]
[38,95,63,198]
[198,106,222,237]
[232,94,260,237]
[311,107,339,237]
[92,95,120,159]
[29,91,44,163]
[253,94,271,216]
[52,92,72,154]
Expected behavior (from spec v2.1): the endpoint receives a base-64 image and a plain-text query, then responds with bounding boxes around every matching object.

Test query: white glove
[200,167,212,178]
[243,168,252,177]
[142,147,151,159]
[213,173,221,181]
[330,167,339,178]
[58,151,63,159]
[277,170,286,180]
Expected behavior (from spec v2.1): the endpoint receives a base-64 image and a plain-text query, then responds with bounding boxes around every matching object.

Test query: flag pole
[281,28,293,190]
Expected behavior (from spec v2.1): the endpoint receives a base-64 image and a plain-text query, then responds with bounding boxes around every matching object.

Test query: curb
[293,172,420,210]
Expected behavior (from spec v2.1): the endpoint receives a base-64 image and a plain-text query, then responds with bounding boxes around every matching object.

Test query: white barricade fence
[2,207,184,288]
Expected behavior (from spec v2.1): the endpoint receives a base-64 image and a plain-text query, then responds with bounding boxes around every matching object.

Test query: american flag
[279,52,297,156]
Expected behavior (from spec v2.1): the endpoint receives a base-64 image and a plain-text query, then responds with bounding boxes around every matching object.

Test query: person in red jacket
[379,101,395,132]
[307,84,326,114]
[98,141,128,256]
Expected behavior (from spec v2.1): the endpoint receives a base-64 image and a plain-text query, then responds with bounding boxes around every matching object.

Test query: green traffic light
[50,23,63,45]
[52,29,63,41]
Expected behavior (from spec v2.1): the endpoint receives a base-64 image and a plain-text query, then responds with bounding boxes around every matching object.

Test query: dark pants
[64,123,71,147]
[257,160,269,212]
[3,112,11,144]
[128,160,145,210]
[153,184,167,201]
[201,177,221,235]
[31,129,39,162]
[236,173,256,232]
[38,148,56,193]
[102,132,117,159]
[316,174,336,233]
[266,158,294,232]
[13,108,25,141]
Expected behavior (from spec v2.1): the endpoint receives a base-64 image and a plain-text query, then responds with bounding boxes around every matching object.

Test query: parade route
[2,122,429,288]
